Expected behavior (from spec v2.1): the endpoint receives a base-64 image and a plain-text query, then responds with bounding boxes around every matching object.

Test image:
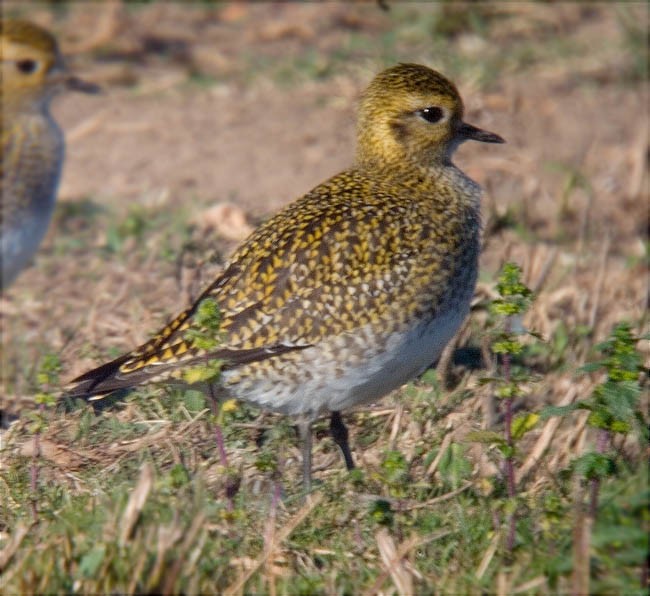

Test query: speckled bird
[1,19,98,289]
[66,63,504,489]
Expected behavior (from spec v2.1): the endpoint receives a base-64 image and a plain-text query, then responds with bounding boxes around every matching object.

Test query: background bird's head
[1,19,98,113]
[356,63,503,169]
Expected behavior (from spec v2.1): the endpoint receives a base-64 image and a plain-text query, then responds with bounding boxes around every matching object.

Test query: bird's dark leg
[297,417,313,492]
[330,411,355,471]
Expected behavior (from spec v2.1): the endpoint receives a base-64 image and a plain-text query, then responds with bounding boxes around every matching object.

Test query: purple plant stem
[502,319,516,555]
[207,389,236,509]
[263,479,282,556]
[589,428,610,519]
[503,371,516,499]
[504,397,516,554]
[213,422,229,468]
[29,404,44,522]
[212,421,239,511]
[207,387,229,468]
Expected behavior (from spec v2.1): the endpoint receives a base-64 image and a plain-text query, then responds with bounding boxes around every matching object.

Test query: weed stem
[503,320,517,555]
[589,428,610,518]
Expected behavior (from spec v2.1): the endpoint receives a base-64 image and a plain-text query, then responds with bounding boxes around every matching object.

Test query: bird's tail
[63,307,198,400]
[63,321,310,402]
[64,352,164,399]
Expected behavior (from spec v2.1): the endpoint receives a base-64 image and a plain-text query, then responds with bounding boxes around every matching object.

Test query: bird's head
[356,63,504,169]
[1,20,99,112]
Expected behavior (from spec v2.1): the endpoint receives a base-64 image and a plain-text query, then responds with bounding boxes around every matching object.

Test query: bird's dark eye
[16,59,39,74]
[419,107,444,123]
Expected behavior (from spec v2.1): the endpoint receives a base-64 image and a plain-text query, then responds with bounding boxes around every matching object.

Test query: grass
[1,292,646,592]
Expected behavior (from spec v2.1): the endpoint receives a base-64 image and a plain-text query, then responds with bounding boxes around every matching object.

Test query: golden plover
[66,63,504,489]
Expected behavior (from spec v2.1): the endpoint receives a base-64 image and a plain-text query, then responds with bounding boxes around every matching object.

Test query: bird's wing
[65,171,464,398]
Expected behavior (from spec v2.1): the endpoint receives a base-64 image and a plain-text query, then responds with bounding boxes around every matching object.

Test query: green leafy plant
[543,322,648,516]
[437,442,473,491]
[24,353,62,520]
[470,262,538,557]
[539,322,648,593]
[179,297,242,503]
[182,297,223,385]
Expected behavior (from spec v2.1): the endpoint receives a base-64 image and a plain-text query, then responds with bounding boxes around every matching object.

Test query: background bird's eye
[16,59,39,74]
[419,107,444,123]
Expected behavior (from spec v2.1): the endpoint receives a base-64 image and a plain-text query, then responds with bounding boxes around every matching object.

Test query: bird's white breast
[220,284,474,420]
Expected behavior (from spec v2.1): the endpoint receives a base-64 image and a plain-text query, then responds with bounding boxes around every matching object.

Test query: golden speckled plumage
[66,63,504,487]
[1,19,98,289]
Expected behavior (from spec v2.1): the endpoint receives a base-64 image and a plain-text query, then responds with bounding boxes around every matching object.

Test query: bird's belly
[220,295,472,419]
[1,204,55,287]
[333,306,467,410]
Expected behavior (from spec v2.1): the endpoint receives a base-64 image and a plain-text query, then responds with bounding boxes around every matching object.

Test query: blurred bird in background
[1,19,99,290]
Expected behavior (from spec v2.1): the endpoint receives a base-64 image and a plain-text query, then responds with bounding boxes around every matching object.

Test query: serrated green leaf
[466,430,505,445]
[610,420,631,433]
[573,452,616,480]
[34,392,56,406]
[437,442,472,489]
[511,412,539,440]
[169,463,190,487]
[580,361,605,373]
[587,409,611,430]
[496,383,521,399]
[183,297,223,351]
[182,390,207,413]
[592,524,648,548]
[182,363,221,385]
[497,443,516,458]
[490,301,522,317]
[493,339,524,355]
[540,402,589,419]
[78,545,106,578]
[419,368,438,386]
[380,450,409,485]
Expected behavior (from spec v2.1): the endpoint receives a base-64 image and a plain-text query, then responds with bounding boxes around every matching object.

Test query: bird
[1,19,99,289]
[65,63,504,490]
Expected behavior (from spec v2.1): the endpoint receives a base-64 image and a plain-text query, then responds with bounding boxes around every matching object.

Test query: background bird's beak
[457,121,505,144]
[50,56,101,94]
[65,75,101,94]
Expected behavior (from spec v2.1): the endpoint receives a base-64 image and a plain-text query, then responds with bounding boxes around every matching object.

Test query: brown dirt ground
[1,3,648,458]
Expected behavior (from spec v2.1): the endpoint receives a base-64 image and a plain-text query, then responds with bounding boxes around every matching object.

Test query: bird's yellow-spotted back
[1,19,98,289]
[66,63,504,488]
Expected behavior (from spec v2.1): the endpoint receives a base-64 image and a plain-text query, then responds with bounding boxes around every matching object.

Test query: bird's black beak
[50,55,102,94]
[457,121,505,144]
[65,75,101,94]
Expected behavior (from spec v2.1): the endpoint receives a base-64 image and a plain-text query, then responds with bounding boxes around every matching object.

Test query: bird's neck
[355,152,456,183]
[355,156,482,212]
[1,92,53,119]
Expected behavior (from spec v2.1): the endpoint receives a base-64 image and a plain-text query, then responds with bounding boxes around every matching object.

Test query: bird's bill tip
[457,121,505,144]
